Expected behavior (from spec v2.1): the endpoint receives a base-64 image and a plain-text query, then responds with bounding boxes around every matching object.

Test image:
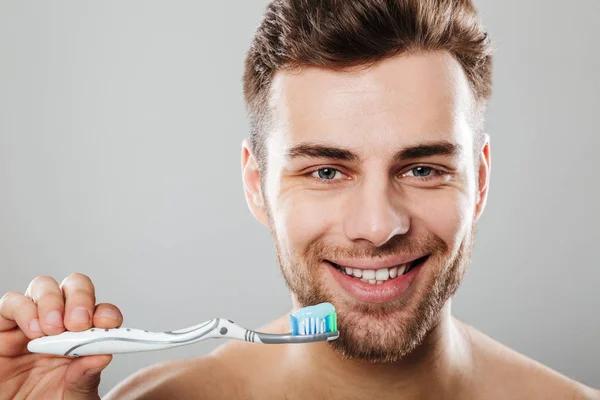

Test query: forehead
[267,51,475,156]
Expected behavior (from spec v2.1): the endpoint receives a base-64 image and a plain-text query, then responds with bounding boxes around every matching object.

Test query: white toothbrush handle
[27,318,241,356]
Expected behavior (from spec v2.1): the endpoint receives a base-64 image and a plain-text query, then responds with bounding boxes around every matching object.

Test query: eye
[311,167,342,181]
[404,166,434,178]
[399,165,453,186]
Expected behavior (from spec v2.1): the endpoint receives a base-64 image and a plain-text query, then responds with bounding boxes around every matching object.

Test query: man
[0,1,598,399]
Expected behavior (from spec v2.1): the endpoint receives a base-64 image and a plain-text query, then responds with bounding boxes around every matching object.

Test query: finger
[64,355,112,399]
[0,329,30,357]
[0,291,44,340]
[25,276,66,335]
[60,273,96,332]
[92,303,123,329]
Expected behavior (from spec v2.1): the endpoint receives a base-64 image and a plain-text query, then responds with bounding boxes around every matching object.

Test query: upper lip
[326,255,427,270]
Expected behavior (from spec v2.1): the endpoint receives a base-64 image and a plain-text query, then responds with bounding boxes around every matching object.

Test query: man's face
[243,51,489,362]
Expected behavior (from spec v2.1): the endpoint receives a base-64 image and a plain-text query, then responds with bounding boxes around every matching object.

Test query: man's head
[241,0,493,362]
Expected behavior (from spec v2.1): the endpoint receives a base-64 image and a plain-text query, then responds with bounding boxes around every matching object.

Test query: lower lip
[325,260,425,303]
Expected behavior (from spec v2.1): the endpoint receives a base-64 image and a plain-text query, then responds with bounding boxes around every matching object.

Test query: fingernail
[98,309,120,320]
[46,310,64,327]
[71,307,91,324]
[29,318,42,333]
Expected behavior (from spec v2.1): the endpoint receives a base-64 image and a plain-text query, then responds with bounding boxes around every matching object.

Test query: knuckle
[25,275,59,300]
[28,275,58,291]
[61,272,92,287]
[31,275,57,285]
[0,291,20,306]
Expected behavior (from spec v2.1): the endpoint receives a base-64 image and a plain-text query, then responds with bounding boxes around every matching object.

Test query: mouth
[325,255,429,285]
[324,255,429,303]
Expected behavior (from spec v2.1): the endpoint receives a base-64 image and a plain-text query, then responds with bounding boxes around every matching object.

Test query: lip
[325,257,426,303]
[326,254,424,270]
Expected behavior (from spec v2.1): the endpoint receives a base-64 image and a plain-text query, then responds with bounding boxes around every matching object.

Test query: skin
[0,273,122,399]
[0,51,597,400]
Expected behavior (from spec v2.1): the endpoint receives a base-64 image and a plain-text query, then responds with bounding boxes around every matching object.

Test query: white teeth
[398,265,407,276]
[375,268,389,281]
[339,261,417,284]
[362,270,376,280]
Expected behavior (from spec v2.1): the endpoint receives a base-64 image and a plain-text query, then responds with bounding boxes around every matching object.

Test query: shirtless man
[1,1,598,399]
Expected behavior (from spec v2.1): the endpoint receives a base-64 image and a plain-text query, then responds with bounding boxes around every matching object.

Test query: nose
[342,180,410,247]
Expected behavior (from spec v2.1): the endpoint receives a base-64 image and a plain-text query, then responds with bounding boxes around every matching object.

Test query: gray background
[0,0,598,396]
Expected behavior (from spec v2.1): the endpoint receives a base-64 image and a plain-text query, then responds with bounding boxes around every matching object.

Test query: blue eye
[409,166,433,177]
[400,166,449,183]
[314,168,339,180]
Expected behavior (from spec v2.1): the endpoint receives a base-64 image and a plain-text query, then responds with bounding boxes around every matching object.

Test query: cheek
[406,189,474,248]
[271,190,340,254]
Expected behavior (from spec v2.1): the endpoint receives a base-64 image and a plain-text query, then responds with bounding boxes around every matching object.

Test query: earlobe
[474,135,491,222]
[241,140,269,226]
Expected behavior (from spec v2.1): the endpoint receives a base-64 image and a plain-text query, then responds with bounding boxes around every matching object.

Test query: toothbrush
[27,302,338,357]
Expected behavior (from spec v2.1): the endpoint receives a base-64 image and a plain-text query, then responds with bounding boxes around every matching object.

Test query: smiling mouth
[326,256,429,285]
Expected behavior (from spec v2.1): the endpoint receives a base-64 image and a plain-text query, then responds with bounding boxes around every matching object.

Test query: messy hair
[243,0,493,167]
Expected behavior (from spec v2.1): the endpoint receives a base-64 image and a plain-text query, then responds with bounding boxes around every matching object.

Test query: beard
[270,220,476,363]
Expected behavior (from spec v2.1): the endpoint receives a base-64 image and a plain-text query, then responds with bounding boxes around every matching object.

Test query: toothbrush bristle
[290,302,337,335]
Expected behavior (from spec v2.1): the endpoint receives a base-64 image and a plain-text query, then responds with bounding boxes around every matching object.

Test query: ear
[241,139,269,227]
[474,134,491,222]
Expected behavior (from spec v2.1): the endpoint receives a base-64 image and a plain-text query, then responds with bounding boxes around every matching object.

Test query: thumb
[64,355,112,400]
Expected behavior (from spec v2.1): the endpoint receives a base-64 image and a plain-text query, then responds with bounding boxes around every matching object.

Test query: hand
[0,273,123,400]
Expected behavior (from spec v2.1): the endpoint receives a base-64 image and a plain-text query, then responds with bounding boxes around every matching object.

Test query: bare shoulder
[103,348,249,400]
[104,317,289,399]
[461,322,599,399]
[103,335,280,400]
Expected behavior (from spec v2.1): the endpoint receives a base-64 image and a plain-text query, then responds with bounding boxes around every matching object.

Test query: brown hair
[243,0,494,167]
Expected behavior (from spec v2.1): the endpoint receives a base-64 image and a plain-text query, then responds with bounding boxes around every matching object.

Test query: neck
[280,300,473,399]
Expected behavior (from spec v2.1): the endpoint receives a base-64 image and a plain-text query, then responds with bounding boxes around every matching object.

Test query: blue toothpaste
[290,302,337,335]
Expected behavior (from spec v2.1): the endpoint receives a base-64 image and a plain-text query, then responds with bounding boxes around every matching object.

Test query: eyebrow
[392,140,462,163]
[286,143,360,163]
[286,140,461,163]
